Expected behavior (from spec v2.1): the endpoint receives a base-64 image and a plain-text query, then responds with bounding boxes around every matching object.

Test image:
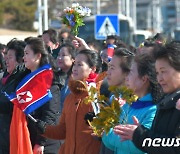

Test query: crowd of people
[0,27,179,154]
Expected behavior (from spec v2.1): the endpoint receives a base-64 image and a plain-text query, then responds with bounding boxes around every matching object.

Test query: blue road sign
[95,14,119,40]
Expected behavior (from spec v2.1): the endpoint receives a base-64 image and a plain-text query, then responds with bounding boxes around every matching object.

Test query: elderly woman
[0,39,29,154]
[113,41,180,154]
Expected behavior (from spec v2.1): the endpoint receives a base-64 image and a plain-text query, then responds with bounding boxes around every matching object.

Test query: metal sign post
[37,0,49,35]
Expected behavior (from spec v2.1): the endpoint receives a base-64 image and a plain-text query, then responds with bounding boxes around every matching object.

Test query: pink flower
[176,99,180,110]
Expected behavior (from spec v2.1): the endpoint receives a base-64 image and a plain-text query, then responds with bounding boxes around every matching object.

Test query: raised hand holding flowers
[62,3,91,36]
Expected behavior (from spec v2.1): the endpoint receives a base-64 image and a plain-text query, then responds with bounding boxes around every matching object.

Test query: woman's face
[57,47,74,72]
[24,45,40,72]
[107,55,126,86]
[126,61,145,96]
[155,58,180,93]
[72,54,92,81]
[6,49,18,74]
[42,33,56,50]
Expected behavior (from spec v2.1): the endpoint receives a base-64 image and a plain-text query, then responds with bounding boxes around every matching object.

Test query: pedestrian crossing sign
[95,14,119,40]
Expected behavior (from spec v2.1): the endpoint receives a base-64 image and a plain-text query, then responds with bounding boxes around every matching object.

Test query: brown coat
[43,80,101,154]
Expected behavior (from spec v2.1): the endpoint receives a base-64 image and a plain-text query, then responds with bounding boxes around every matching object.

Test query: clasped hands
[113,116,139,142]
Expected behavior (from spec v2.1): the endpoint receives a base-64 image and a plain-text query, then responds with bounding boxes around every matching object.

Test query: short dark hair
[43,28,59,44]
[7,38,26,63]
[78,49,102,73]
[59,42,76,59]
[114,48,135,73]
[59,28,70,34]
[106,35,118,40]
[86,39,102,52]
[154,41,180,71]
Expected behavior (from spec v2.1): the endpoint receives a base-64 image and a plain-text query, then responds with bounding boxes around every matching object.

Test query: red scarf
[86,73,98,83]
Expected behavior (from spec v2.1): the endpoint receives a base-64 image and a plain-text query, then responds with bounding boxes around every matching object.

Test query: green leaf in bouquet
[88,119,103,137]
[96,110,109,120]
[114,86,138,104]
[100,106,113,115]
[83,95,95,104]
[83,86,97,104]
[86,85,138,137]
[98,95,108,102]
[104,125,111,134]
[111,98,121,116]
[108,86,117,93]
[103,117,116,134]
[89,86,97,95]
[90,100,121,136]
[62,18,69,26]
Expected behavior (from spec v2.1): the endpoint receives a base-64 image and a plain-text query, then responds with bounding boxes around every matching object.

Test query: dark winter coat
[28,82,61,154]
[0,65,30,153]
[132,89,180,154]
